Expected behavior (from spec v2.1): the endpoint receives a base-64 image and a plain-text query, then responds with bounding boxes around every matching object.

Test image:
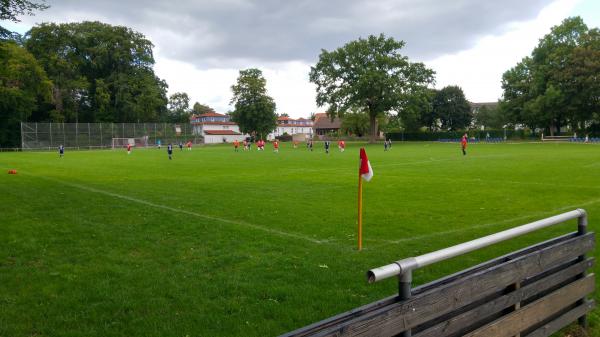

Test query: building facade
[267,116,314,140]
[190,112,246,144]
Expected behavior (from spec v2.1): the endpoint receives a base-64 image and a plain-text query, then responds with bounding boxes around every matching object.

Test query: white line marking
[29,174,327,245]
[371,198,600,248]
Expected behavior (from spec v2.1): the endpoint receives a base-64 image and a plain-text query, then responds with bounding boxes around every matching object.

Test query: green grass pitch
[1,142,599,336]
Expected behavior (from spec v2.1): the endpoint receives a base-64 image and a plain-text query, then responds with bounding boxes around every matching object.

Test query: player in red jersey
[339,140,345,152]
[233,139,240,152]
[273,140,279,153]
[127,143,132,155]
[461,133,468,156]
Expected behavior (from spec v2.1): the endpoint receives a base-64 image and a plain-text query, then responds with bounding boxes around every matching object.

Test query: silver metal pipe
[368,209,587,283]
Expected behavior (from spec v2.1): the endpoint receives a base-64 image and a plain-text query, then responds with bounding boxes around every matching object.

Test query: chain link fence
[21,123,201,150]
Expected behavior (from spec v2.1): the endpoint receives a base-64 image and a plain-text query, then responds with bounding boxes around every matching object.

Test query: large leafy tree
[433,86,472,130]
[309,34,435,142]
[25,21,168,123]
[0,41,52,147]
[500,17,600,134]
[230,68,277,139]
[167,92,191,123]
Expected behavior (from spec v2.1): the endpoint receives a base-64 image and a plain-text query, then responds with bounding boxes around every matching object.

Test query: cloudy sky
[3,0,600,117]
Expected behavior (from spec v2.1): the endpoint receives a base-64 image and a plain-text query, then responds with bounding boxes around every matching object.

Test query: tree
[309,34,435,142]
[25,21,168,123]
[341,109,369,137]
[1,0,48,41]
[1,0,48,22]
[167,92,191,123]
[279,113,289,117]
[0,41,52,147]
[400,88,435,131]
[230,68,277,139]
[432,86,472,130]
[192,102,215,115]
[500,17,600,134]
[474,105,508,130]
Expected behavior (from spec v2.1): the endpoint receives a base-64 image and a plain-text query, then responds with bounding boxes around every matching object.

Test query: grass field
[1,141,599,337]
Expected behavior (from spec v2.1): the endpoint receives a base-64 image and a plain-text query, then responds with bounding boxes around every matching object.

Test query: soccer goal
[541,134,574,142]
[111,137,148,149]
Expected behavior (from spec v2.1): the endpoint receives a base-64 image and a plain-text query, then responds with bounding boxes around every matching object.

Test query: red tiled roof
[278,116,291,120]
[191,121,237,125]
[204,130,241,135]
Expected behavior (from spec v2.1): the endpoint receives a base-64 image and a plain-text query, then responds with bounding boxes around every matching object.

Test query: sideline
[24,173,329,245]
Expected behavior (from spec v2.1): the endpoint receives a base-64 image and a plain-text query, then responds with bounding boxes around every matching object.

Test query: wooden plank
[524,300,595,337]
[281,233,581,337]
[413,258,594,337]
[313,233,594,337]
[462,274,595,337]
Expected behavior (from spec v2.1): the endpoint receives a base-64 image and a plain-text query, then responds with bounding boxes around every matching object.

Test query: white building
[190,112,247,144]
[267,116,313,140]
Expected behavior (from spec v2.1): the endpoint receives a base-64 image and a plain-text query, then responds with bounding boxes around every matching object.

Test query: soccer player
[234,139,240,152]
[340,140,345,152]
[293,141,298,149]
[127,143,132,155]
[461,133,468,156]
[388,139,392,149]
[273,140,279,153]
[324,140,330,154]
[187,141,192,151]
[179,142,183,151]
[167,143,173,160]
[309,140,313,152]
[384,140,389,151]
[157,139,161,149]
[58,145,64,157]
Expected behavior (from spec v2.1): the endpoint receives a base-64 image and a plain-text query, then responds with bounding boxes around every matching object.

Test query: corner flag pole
[357,147,373,251]
[358,172,363,251]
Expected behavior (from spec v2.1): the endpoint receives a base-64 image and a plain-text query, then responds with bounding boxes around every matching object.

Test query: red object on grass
[8,169,17,174]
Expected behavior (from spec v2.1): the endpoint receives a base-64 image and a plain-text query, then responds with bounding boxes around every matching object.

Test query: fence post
[399,270,412,337]
[88,123,91,149]
[20,122,24,149]
[100,123,103,148]
[577,212,588,328]
[75,122,79,149]
[49,123,53,148]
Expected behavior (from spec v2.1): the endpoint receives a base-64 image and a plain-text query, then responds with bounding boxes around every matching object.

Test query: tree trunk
[369,113,377,143]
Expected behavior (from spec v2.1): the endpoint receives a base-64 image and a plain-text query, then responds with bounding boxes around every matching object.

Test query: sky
[2,0,599,118]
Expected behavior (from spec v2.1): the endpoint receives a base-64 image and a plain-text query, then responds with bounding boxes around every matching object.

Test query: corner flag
[357,148,373,251]
[359,148,373,181]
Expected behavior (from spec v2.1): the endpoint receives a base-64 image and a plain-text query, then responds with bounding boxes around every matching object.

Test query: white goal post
[541,134,575,142]
[111,137,148,149]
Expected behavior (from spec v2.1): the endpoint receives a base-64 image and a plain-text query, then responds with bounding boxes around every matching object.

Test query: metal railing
[366,209,588,337]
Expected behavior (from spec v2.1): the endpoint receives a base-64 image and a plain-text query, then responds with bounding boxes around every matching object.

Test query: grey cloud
[22,0,554,67]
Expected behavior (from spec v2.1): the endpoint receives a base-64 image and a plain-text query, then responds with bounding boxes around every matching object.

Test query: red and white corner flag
[359,148,373,181]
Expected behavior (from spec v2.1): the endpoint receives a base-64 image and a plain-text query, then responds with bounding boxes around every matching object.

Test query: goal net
[111,137,148,149]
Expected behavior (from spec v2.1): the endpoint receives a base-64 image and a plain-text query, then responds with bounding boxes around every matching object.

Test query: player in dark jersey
[168,143,173,160]
[58,145,64,157]
[324,140,330,154]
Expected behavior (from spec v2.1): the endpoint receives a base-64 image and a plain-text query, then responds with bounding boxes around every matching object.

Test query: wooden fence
[282,210,595,337]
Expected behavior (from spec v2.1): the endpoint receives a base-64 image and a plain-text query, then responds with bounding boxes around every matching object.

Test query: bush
[385,129,536,141]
